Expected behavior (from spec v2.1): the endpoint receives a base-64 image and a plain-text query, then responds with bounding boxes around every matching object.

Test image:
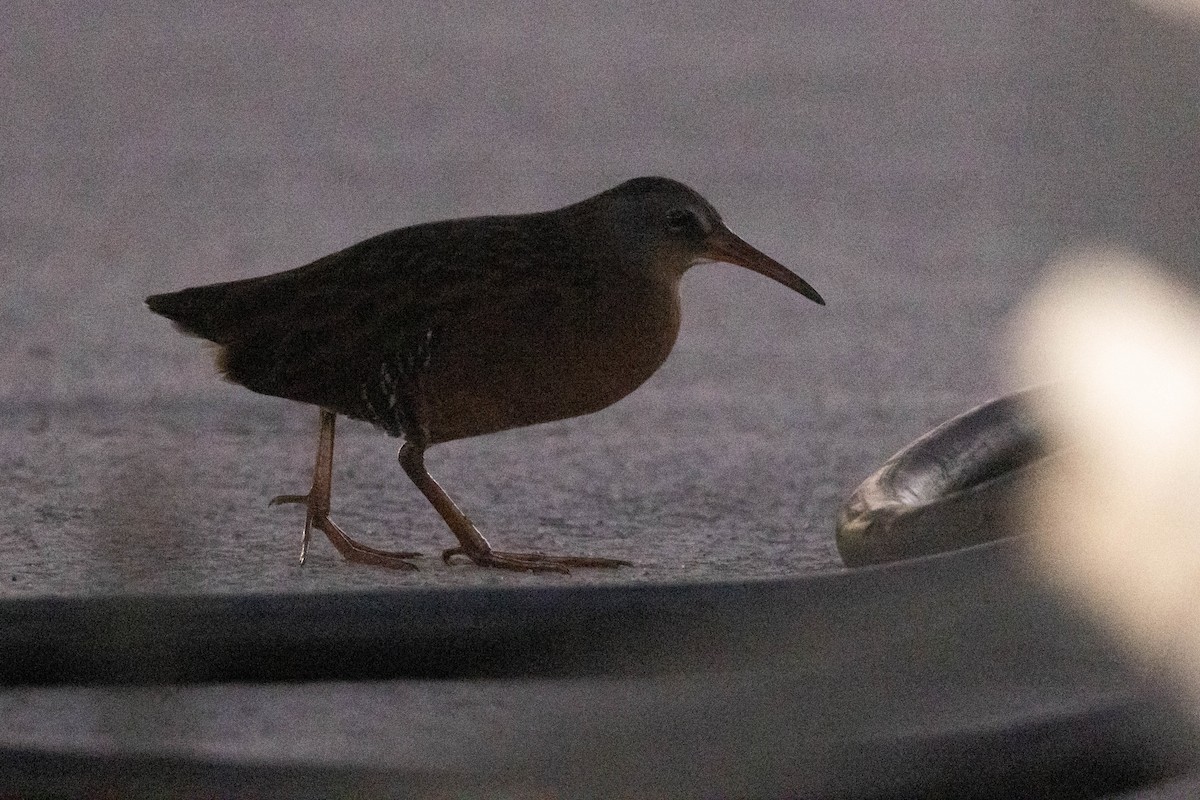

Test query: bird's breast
[421,275,681,443]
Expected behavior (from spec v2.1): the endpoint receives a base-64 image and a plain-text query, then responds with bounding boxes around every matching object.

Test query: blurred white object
[1133,0,1200,23]
[1016,250,1200,698]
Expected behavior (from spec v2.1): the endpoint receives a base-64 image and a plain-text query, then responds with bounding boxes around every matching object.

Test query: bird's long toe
[319,517,423,569]
[442,546,631,573]
[270,491,422,569]
[268,493,309,506]
[331,541,423,570]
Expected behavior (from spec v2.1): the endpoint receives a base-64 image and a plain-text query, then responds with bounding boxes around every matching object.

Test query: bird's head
[584,176,825,306]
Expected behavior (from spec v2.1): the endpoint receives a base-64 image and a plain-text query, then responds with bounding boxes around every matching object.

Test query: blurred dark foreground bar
[1,540,1198,797]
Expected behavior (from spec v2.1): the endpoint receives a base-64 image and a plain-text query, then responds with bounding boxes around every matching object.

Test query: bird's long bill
[704,226,825,305]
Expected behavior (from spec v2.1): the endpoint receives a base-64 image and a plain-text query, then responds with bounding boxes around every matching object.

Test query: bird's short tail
[145,285,230,343]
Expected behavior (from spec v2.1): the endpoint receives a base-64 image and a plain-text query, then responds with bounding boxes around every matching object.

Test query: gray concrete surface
[3,0,1200,794]
[1,0,1056,595]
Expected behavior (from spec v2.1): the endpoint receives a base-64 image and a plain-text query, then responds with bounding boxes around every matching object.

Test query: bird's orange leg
[398,442,631,574]
[271,409,421,569]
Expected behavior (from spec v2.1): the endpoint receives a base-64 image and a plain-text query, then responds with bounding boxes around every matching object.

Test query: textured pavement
[3,0,1200,793]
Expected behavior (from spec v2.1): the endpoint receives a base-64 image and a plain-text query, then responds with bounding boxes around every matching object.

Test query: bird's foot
[441,546,631,574]
[269,493,422,570]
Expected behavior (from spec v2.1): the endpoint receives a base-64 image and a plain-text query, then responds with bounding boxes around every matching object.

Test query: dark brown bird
[146,177,824,573]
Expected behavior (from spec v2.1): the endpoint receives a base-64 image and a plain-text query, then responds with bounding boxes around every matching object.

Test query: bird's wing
[147,214,568,410]
[146,214,562,345]
[149,224,434,343]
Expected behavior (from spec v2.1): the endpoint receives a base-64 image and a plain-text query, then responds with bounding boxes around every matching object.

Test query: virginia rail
[147,177,824,573]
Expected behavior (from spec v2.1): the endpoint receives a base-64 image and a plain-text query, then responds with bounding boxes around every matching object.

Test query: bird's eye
[666,208,697,231]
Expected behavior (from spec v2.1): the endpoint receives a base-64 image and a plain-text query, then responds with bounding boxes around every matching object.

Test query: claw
[299,509,313,565]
